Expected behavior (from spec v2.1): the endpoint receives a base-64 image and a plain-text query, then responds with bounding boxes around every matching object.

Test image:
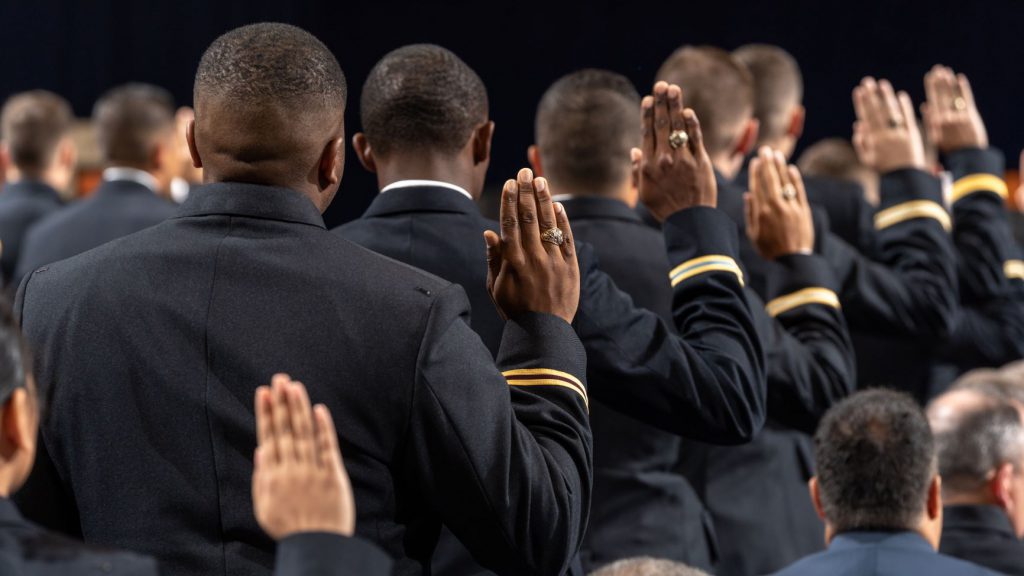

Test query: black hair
[360,44,487,157]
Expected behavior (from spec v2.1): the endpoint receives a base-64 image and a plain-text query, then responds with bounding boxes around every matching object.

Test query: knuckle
[520,210,536,223]
[502,216,518,228]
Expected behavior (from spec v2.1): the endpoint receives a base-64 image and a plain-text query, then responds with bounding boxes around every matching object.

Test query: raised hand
[252,374,355,540]
[632,81,717,221]
[484,168,580,324]
[852,77,926,173]
[921,65,988,154]
[744,147,815,260]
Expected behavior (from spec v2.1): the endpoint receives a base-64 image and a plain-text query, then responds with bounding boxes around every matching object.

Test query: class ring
[669,130,689,150]
[541,228,565,246]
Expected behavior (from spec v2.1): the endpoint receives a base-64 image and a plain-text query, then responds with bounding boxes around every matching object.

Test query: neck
[942,491,995,507]
[374,153,478,199]
[547,180,635,207]
[758,136,795,160]
[711,152,742,180]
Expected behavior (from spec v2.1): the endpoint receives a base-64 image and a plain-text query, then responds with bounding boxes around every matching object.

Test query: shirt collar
[381,179,473,201]
[103,167,159,193]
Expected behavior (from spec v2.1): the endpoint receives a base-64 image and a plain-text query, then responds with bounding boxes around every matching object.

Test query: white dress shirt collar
[103,167,159,193]
[380,179,473,201]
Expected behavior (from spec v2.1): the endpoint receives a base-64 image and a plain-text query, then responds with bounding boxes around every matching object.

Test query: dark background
[2,0,1022,226]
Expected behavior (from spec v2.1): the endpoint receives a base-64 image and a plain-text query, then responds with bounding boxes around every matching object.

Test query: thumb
[743,192,758,240]
[484,231,502,291]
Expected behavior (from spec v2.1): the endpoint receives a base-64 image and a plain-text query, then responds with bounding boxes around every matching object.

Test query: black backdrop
[2,0,1023,227]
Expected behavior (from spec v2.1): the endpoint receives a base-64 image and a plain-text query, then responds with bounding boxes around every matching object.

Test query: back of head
[950,368,1024,407]
[535,69,640,196]
[588,557,710,576]
[732,44,802,144]
[1,90,74,178]
[655,45,753,156]
[93,83,175,168]
[930,389,1024,496]
[361,44,487,158]
[814,389,936,533]
[797,138,863,181]
[193,23,347,186]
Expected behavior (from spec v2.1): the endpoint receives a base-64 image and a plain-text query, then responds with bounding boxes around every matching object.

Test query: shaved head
[655,46,754,156]
[192,23,347,192]
[733,44,803,143]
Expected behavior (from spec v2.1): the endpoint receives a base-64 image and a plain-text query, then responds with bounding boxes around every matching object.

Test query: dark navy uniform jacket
[336,183,768,575]
[0,497,393,576]
[13,183,592,576]
[677,167,958,576]
[13,178,178,287]
[0,181,62,287]
[940,505,1024,576]
[772,531,1001,576]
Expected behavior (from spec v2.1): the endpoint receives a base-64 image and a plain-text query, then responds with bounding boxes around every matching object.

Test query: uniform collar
[173,182,326,229]
[557,196,642,224]
[829,530,934,553]
[363,184,480,219]
[381,179,473,201]
[943,504,1017,539]
[1,180,62,204]
[103,167,159,193]
[0,497,24,526]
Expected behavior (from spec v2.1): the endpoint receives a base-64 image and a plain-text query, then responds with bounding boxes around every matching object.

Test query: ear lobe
[735,119,760,158]
[473,121,495,166]
[808,477,826,520]
[992,462,1015,508]
[352,133,376,174]
[318,137,344,190]
[928,475,943,520]
[527,145,542,175]
[185,120,203,169]
[789,106,806,140]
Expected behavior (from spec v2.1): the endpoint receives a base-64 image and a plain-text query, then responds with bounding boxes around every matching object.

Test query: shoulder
[4,523,158,575]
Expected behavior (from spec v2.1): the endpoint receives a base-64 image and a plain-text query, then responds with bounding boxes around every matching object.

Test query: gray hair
[589,557,710,576]
[933,394,1024,494]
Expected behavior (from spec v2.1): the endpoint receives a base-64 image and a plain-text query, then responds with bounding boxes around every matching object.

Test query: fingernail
[555,202,564,214]
[518,168,533,181]
[536,178,547,192]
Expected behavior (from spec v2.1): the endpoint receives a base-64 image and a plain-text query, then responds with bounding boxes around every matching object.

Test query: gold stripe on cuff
[669,255,744,287]
[1005,260,1024,280]
[875,200,951,232]
[766,287,841,317]
[951,173,1009,204]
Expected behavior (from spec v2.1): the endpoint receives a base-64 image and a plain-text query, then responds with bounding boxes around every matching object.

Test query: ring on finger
[541,227,565,246]
[669,129,689,150]
[781,184,798,201]
[887,117,905,130]
[953,96,967,111]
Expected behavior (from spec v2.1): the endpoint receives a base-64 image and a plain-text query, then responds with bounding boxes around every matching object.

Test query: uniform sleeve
[938,148,1024,368]
[274,533,394,576]
[754,254,856,434]
[406,285,591,576]
[573,206,766,444]
[821,168,959,339]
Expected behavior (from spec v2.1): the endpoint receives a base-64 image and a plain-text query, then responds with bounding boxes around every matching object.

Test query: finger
[287,381,315,464]
[957,73,976,108]
[878,79,903,126]
[758,147,781,202]
[498,179,522,263]
[255,386,275,463]
[789,165,809,208]
[653,82,671,158]
[773,150,792,190]
[924,67,941,110]
[683,108,705,158]
[533,177,561,257]
[860,78,886,131]
[516,168,542,250]
[744,192,758,241]
[271,375,295,463]
[641,96,655,160]
[667,85,691,158]
[897,91,919,133]
[314,403,343,471]
[484,231,502,293]
[554,201,576,263]
[934,66,956,111]
[852,85,869,125]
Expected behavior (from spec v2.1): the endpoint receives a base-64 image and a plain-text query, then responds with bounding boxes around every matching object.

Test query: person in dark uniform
[334,45,766,574]
[654,46,959,576]
[732,44,877,255]
[927,384,1024,575]
[14,23,592,576]
[0,303,392,575]
[797,138,879,208]
[774,389,1000,576]
[527,69,854,572]
[0,91,76,287]
[13,83,180,286]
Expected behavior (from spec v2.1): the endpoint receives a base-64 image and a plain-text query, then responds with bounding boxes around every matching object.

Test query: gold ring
[953,96,967,111]
[781,184,798,201]
[888,117,905,130]
[669,130,689,150]
[541,228,565,246]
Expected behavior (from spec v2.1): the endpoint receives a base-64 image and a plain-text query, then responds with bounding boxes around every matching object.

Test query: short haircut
[952,368,1024,406]
[194,23,346,116]
[733,44,803,143]
[1,90,74,176]
[797,138,867,182]
[0,300,29,406]
[589,557,710,576]
[535,69,641,195]
[933,392,1024,494]
[93,83,175,166]
[655,45,753,156]
[361,44,487,157]
[814,389,936,533]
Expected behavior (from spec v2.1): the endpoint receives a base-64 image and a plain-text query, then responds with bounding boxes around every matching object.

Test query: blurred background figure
[798,138,879,207]
[0,91,76,287]
[588,557,711,576]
